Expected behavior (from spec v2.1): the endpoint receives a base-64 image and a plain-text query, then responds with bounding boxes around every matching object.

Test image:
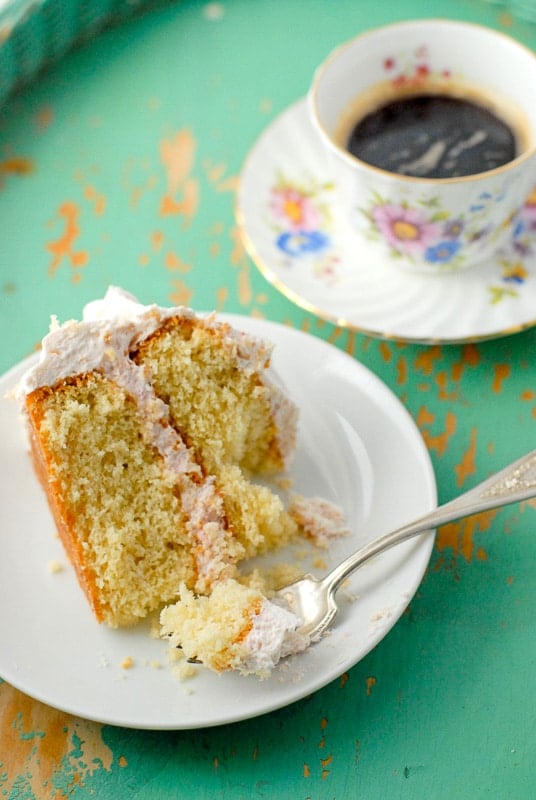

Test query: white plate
[0,315,436,729]
[237,99,536,344]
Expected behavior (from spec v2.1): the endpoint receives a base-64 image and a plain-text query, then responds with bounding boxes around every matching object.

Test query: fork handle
[324,449,536,596]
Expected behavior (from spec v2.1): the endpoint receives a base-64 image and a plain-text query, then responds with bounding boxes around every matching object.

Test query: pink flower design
[520,187,536,226]
[270,187,321,232]
[371,204,441,256]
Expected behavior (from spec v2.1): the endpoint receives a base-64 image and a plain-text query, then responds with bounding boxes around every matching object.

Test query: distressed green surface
[1,1,535,798]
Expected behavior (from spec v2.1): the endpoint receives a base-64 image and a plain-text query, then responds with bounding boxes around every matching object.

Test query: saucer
[236,99,536,344]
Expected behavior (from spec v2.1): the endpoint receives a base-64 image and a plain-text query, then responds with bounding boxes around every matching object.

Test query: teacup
[308,19,536,273]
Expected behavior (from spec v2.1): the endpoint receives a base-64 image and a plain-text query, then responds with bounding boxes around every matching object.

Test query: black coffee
[346,93,518,178]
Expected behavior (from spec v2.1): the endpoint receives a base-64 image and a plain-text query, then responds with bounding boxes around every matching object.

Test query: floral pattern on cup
[488,188,536,301]
[267,171,534,304]
[360,185,519,271]
[269,175,341,282]
[382,44,453,89]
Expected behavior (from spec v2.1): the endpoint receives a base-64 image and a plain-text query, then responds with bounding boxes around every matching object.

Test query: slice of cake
[160,578,310,677]
[17,287,303,627]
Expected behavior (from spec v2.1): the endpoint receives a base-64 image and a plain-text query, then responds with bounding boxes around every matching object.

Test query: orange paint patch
[414,346,442,375]
[343,330,356,357]
[418,407,457,456]
[451,343,480,381]
[46,202,89,277]
[162,130,196,192]
[436,371,457,401]
[0,682,112,796]
[326,326,344,346]
[160,179,199,225]
[417,406,435,427]
[320,753,333,779]
[492,364,511,393]
[436,509,499,562]
[151,230,164,251]
[159,130,199,226]
[340,672,349,688]
[454,428,477,486]
[84,184,106,215]
[203,159,239,193]
[35,106,54,131]
[379,341,392,362]
[303,763,311,778]
[121,159,159,208]
[397,356,408,385]
[0,156,34,187]
[169,280,193,307]
[165,251,192,273]
[216,287,228,309]
[365,676,377,696]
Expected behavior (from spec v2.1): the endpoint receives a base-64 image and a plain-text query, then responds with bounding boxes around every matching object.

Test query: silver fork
[275,450,536,641]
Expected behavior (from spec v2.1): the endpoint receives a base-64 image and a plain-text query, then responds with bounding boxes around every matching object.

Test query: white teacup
[309,19,536,273]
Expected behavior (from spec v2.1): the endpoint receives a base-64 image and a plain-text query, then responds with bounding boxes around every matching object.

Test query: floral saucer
[236,99,536,344]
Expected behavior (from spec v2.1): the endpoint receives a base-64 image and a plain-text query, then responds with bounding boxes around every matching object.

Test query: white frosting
[240,599,309,676]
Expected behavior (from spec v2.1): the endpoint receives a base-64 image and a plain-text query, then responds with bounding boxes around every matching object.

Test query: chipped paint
[417,407,457,456]
[0,683,112,797]
[160,130,199,226]
[454,428,477,486]
[46,202,89,277]
[436,510,499,563]
[0,156,34,183]
[493,364,511,393]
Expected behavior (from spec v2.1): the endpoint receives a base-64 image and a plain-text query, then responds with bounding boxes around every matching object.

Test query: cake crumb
[167,646,185,664]
[47,559,64,573]
[121,656,134,670]
[166,645,198,680]
[275,476,293,491]
[175,661,198,680]
[290,495,351,548]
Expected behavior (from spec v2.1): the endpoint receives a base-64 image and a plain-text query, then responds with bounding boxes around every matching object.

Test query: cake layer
[18,287,302,626]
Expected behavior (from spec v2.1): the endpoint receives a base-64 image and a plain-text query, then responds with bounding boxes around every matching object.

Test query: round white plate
[237,99,536,344]
[0,315,436,730]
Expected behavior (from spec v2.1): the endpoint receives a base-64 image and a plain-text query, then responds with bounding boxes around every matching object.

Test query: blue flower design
[502,273,525,285]
[276,229,330,258]
[512,218,525,239]
[425,239,461,264]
